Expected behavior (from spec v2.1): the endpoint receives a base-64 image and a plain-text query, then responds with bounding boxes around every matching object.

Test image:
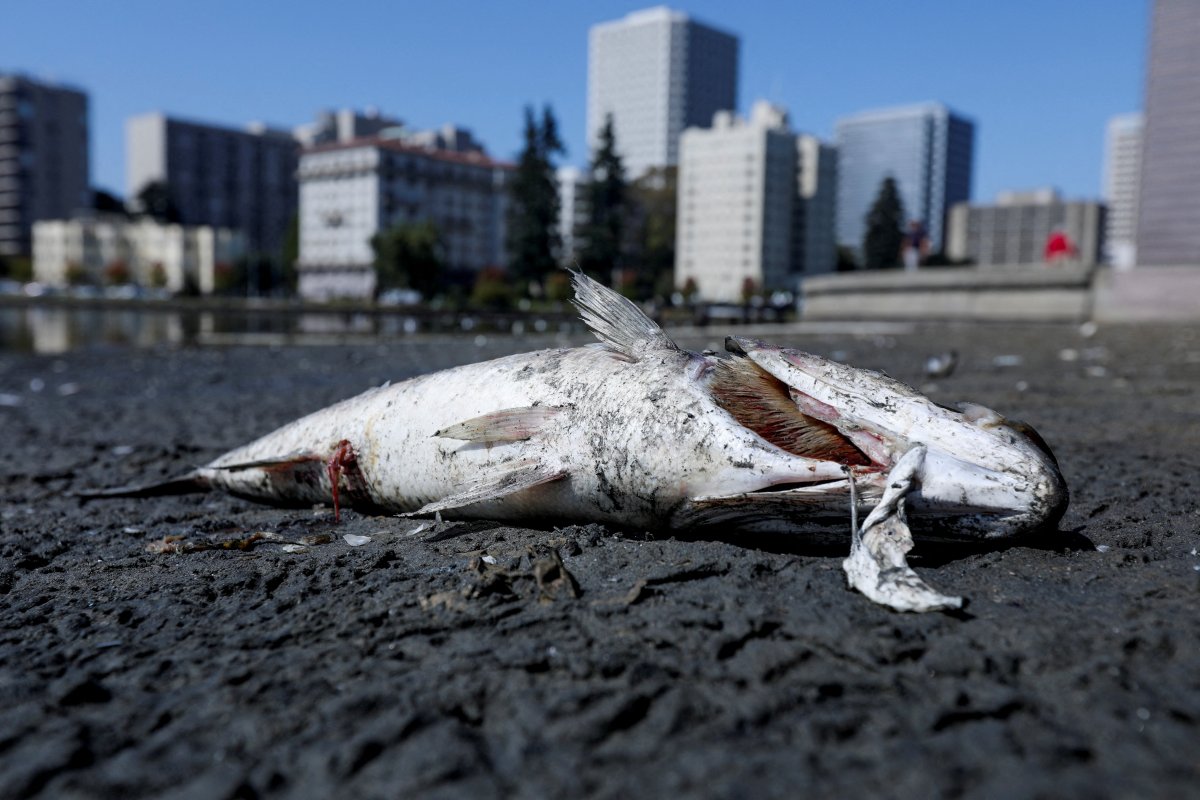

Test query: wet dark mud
[2,323,1198,799]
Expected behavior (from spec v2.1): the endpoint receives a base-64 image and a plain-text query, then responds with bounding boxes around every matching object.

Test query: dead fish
[84,273,1068,612]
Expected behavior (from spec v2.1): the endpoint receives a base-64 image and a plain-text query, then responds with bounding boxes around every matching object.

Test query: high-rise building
[676,102,836,302]
[834,102,974,262]
[946,189,1106,267]
[1136,0,1200,265]
[556,166,589,266]
[588,6,738,179]
[0,74,89,258]
[296,139,512,300]
[126,113,298,257]
[1103,113,1143,268]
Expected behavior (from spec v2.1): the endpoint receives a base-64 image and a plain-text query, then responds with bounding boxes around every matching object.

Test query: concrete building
[1136,0,1200,265]
[556,166,589,266]
[126,113,298,257]
[0,74,90,258]
[676,102,837,302]
[293,108,404,147]
[588,6,738,178]
[296,139,512,300]
[400,124,487,155]
[795,134,838,278]
[835,102,974,261]
[33,214,244,294]
[1103,113,1143,268]
[946,189,1105,267]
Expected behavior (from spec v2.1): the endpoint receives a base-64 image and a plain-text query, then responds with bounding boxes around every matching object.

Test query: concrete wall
[801,265,1095,322]
[1093,265,1200,322]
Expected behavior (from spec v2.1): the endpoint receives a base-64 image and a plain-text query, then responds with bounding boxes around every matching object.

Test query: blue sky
[7,1,1146,201]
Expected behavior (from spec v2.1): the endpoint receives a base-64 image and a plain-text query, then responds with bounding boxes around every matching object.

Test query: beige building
[946,189,1106,266]
[296,138,512,300]
[676,102,837,302]
[33,214,244,293]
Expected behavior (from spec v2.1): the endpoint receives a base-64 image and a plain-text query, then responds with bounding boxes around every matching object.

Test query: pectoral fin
[843,446,964,613]
[434,406,562,443]
[403,461,568,517]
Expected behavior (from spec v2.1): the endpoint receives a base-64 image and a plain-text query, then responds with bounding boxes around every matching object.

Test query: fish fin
[843,446,964,614]
[210,452,324,472]
[75,471,209,499]
[570,270,678,360]
[434,406,562,443]
[402,461,568,517]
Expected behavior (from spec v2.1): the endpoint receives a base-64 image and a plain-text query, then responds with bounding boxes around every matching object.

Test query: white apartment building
[0,74,90,258]
[588,7,738,178]
[946,189,1106,267]
[676,102,837,302]
[126,113,297,256]
[1103,113,1143,269]
[33,214,244,294]
[296,138,512,300]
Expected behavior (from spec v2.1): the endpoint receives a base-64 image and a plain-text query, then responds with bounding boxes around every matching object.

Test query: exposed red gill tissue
[326,439,357,523]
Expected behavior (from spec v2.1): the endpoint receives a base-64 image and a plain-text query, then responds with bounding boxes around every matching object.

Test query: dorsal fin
[570,270,678,361]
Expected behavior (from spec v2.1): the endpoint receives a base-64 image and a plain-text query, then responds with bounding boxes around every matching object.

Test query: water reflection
[0,305,582,353]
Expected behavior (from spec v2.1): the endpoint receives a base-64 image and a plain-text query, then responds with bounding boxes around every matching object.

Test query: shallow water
[0,305,585,353]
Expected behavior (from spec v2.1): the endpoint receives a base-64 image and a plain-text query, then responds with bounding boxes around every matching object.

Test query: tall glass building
[1136,0,1200,266]
[834,102,974,261]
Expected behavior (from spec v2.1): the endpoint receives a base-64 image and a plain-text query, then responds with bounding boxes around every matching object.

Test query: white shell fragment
[281,544,309,554]
[343,534,371,547]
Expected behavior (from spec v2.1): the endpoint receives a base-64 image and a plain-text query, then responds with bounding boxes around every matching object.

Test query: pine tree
[862,177,906,269]
[505,105,564,284]
[579,114,627,281]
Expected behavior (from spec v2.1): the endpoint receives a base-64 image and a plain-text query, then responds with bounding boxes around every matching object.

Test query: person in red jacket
[1044,226,1078,263]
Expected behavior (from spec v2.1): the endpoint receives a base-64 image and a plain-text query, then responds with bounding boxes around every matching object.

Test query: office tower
[946,189,1106,267]
[556,166,588,266]
[126,113,298,256]
[676,102,836,302]
[0,74,89,258]
[1103,113,1143,268]
[1136,0,1200,265]
[296,139,511,300]
[835,102,974,262]
[588,6,738,178]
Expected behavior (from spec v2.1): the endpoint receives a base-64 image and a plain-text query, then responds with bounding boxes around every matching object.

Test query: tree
[280,213,300,294]
[626,165,676,299]
[92,188,128,216]
[578,114,627,280]
[862,177,905,270]
[371,221,444,299]
[136,181,182,223]
[506,105,564,285]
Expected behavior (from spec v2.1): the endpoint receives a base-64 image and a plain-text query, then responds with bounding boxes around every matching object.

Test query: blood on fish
[326,439,357,523]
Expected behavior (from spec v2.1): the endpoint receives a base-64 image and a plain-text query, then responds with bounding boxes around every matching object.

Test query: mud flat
[2,323,1198,798]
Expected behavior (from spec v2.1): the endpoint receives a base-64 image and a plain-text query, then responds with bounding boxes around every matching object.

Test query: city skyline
[7,1,1145,203]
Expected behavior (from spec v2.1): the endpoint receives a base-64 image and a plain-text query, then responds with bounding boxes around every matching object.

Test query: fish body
[94,274,1069,611]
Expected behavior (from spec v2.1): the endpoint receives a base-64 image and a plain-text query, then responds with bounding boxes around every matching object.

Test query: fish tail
[74,471,210,499]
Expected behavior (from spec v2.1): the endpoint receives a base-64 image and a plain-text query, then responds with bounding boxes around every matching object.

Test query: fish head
[721,336,1069,539]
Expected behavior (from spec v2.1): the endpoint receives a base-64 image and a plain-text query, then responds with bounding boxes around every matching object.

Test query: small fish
[85,273,1068,612]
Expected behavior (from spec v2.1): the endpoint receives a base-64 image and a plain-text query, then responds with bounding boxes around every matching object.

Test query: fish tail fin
[74,471,210,500]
